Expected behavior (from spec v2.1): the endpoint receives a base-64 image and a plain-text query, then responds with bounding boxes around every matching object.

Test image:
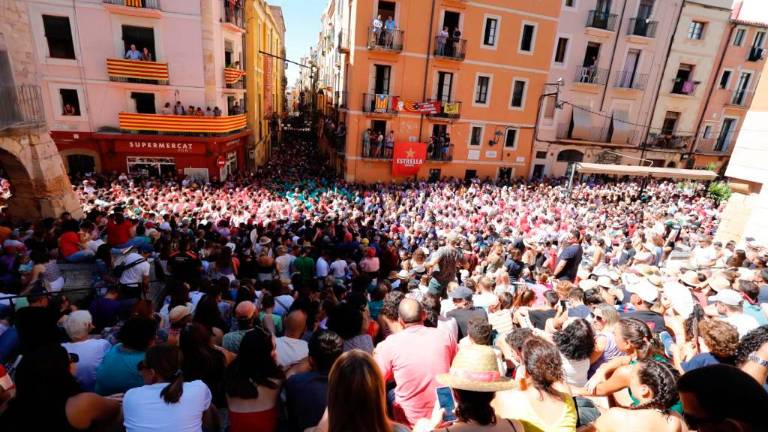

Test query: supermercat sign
[115,140,206,154]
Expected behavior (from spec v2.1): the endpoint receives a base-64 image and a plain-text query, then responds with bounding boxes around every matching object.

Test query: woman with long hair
[588,304,622,377]
[123,344,216,431]
[494,337,577,431]
[1,345,121,431]
[583,360,684,431]
[317,350,408,432]
[553,319,595,388]
[180,323,228,413]
[225,326,285,432]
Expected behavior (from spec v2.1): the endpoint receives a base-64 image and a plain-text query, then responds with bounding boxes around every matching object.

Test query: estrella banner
[392,142,427,176]
[443,102,460,115]
[374,94,390,112]
[392,97,441,114]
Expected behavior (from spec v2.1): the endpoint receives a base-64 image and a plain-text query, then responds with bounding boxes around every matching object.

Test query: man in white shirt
[275,245,295,283]
[711,289,760,338]
[315,250,330,287]
[691,236,717,269]
[117,244,153,297]
[329,253,348,281]
[61,311,111,392]
[275,310,308,370]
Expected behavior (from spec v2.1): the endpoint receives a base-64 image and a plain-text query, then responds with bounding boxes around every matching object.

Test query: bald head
[284,309,307,338]
[398,298,423,325]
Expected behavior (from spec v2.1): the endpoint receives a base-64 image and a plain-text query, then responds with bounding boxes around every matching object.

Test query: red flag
[392,142,427,176]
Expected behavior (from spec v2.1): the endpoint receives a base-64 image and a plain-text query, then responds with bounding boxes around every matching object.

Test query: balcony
[645,133,692,150]
[367,26,404,52]
[586,10,617,31]
[426,100,461,119]
[671,79,698,96]
[433,36,466,61]
[221,0,244,30]
[729,89,752,106]
[0,85,46,131]
[574,67,608,85]
[362,93,398,115]
[360,140,392,160]
[613,71,648,90]
[103,0,160,9]
[627,18,657,38]
[224,67,245,89]
[106,58,169,84]
[748,47,764,62]
[426,143,454,161]
[118,113,247,134]
[334,91,348,109]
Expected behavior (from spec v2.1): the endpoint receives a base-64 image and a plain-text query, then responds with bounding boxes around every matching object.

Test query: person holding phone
[416,344,523,431]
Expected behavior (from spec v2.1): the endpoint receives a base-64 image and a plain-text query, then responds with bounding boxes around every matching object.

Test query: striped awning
[107,58,169,82]
[119,113,247,133]
[224,68,246,85]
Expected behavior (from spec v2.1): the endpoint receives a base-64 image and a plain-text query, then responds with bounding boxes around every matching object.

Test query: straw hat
[680,271,706,288]
[708,275,731,292]
[258,236,272,246]
[436,345,516,392]
[578,279,598,290]
[597,276,614,289]
[169,305,192,324]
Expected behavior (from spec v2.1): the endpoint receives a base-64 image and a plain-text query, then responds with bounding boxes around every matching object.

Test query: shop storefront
[52,130,251,181]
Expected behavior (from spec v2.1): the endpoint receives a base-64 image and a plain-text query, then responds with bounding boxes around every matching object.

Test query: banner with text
[392,97,441,114]
[392,142,427,176]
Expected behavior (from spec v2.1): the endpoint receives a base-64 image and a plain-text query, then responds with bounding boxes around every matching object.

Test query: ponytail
[630,360,680,413]
[160,370,184,404]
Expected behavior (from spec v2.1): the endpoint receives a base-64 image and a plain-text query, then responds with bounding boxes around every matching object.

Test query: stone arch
[556,149,584,162]
[0,130,81,221]
[59,148,102,174]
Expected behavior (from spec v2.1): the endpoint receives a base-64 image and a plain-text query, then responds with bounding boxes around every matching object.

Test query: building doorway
[436,71,453,102]
[127,156,176,177]
[373,65,391,94]
[532,164,545,179]
[583,42,601,67]
[131,92,156,114]
[428,168,441,182]
[66,154,95,176]
[376,1,396,21]
[464,169,477,182]
[497,167,513,183]
[122,25,155,58]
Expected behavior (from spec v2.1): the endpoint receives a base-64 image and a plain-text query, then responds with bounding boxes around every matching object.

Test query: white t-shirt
[118,253,151,286]
[273,294,294,316]
[561,355,590,388]
[61,338,112,392]
[721,313,760,338]
[329,259,348,278]
[275,336,308,369]
[473,292,499,311]
[123,380,211,432]
[275,254,295,282]
[316,257,329,278]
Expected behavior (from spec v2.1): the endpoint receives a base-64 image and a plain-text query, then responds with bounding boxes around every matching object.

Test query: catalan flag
[374,94,390,112]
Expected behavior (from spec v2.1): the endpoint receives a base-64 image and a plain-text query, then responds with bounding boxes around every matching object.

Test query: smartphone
[435,386,457,422]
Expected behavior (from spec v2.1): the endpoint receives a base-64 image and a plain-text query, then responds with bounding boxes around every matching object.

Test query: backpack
[113,257,146,279]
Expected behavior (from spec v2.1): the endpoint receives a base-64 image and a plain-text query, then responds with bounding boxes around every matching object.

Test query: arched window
[556,149,584,162]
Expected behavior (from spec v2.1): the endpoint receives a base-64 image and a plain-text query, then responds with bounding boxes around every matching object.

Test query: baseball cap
[138,243,155,254]
[662,282,694,318]
[169,305,192,324]
[710,289,743,307]
[626,279,659,304]
[449,286,474,300]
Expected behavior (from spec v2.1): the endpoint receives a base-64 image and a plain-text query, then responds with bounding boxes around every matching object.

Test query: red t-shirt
[106,220,133,246]
[59,231,80,257]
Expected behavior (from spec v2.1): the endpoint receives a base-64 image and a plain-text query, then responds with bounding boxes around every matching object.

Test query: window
[720,70,731,89]
[510,80,526,108]
[483,17,498,47]
[504,128,518,148]
[687,21,705,40]
[470,126,483,146]
[754,31,766,48]
[661,111,680,135]
[536,151,548,159]
[703,125,712,139]
[520,24,536,53]
[733,28,746,46]
[42,15,75,59]
[556,150,584,162]
[59,89,80,116]
[564,0,575,7]
[543,95,556,119]
[475,75,490,105]
[131,92,156,114]
[554,37,568,63]
[464,170,477,181]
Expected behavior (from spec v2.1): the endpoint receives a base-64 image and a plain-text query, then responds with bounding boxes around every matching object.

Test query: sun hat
[708,276,732,292]
[397,269,410,280]
[169,305,192,324]
[597,276,614,289]
[626,279,659,303]
[258,236,272,246]
[662,282,694,318]
[681,271,706,288]
[449,286,474,300]
[578,279,598,290]
[436,345,516,392]
[710,289,743,307]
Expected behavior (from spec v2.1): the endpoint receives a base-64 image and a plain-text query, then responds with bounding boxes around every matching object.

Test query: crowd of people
[0,130,766,431]
[371,14,399,49]
[160,101,242,117]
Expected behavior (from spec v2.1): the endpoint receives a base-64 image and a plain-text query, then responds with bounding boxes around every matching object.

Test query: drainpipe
[640,0,685,165]
[418,0,436,141]
[598,0,629,111]
[689,22,734,164]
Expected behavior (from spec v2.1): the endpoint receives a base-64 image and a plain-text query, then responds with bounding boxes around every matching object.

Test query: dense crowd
[0,132,766,432]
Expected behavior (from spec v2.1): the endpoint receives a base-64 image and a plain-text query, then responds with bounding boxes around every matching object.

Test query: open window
[42,15,76,59]
[59,88,81,116]
[122,25,156,59]
[131,92,156,114]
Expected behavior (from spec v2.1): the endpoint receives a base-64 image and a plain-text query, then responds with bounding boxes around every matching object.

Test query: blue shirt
[285,371,329,432]
[94,343,145,396]
[681,352,721,372]
[385,20,396,31]
[125,50,142,60]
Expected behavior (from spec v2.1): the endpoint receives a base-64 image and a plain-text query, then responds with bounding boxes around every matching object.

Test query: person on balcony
[125,44,142,60]
[187,105,196,116]
[214,107,223,117]
[384,16,396,48]
[205,107,213,117]
[437,27,449,56]
[385,130,395,158]
[362,129,371,158]
[140,47,153,62]
[371,15,383,47]
[231,102,243,115]
[451,28,462,57]
[173,101,185,115]
[161,103,172,115]
[442,134,452,161]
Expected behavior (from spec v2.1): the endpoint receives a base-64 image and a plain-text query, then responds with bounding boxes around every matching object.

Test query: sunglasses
[591,314,604,322]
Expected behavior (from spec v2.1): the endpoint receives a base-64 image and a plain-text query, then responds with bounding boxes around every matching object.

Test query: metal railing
[574,66,608,85]
[361,137,393,160]
[334,91,348,108]
[427,99,461,119]
[362,93,398,115]
[748,47,764,62]
[433,36,466,60]
[729,89,752,106]
[222,0,244,28]
[0,85,46,131]
[646,133,693,149]
[671,79,698,96]
[614,71,648,89]
[103,0,160,9]
[627,18,657,38]
[426,143,454,161]
[586,10,617,31]
[367,26,404,51]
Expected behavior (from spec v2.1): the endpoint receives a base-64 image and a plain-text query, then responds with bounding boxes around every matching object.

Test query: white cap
[662,282,694,318]
[710,289,743,307]
[627,279,659,304]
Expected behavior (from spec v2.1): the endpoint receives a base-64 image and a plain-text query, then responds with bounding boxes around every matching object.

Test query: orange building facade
[322,0,561,183]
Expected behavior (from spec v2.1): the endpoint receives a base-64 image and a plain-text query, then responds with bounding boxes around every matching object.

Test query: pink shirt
[374,325,457,426]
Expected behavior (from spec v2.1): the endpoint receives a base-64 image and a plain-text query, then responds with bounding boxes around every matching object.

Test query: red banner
[392,142,427,176]
[392,97,441,114]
